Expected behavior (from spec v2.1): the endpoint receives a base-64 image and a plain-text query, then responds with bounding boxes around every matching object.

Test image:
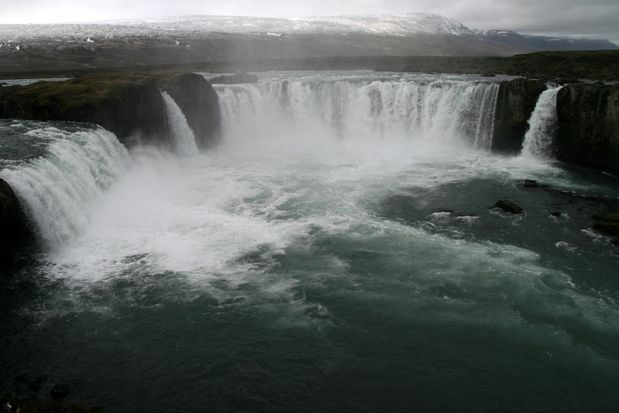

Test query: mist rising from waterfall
[214,73,500,156]
[161,91,199,156]
[3,74,619,413]
[0,126,130,247]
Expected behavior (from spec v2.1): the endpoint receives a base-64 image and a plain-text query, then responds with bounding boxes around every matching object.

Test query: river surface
[1,72,618,412]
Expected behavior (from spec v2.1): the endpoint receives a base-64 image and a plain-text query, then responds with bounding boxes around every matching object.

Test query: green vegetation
[397,51,619,81]
[2,51,618,82]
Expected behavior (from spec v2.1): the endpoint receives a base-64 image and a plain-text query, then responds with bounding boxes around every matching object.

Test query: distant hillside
[0,14,616,75]
[395,51,619,81]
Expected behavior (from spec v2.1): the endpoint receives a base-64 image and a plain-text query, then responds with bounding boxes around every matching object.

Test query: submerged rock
[593,212,619,222]
[492,200,524,214]
[592,211,619,237]
[593,222,619,236]
[521,179,540,188]
[50,384,69,400]
[27,376,47,392]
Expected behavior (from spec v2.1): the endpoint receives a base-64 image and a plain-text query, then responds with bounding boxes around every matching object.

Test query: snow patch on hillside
[0,13,474,40]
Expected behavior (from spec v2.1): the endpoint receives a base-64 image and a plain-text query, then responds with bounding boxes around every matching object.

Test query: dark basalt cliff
[491,78,619,174]
[556,83,619,174]
[0,72,221,258]
[0,72,221,149]
[159,73,221,149]
[492,78,547,154]
[0,75,169,148]
[0,178,32,252]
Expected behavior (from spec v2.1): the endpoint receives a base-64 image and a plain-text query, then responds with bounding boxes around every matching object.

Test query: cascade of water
[161,91,199,156]
[521,85,563,158]
[215,77,500,150]
[0,126,131,247]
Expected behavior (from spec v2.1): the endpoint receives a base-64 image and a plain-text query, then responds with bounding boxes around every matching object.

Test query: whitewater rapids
[1,72,618,413]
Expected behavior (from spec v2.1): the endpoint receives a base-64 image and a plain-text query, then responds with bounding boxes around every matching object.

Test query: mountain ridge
[0,13,615,46]
[0,13,616,75]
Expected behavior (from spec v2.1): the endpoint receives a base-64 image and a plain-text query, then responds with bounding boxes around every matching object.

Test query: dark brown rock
[556,83,619,173]
[492,200,524,214]
[492,79,547,154]
[159,73,221,149]
[0,178,32,250]
[0,75,171,149]
[521,179,540,188]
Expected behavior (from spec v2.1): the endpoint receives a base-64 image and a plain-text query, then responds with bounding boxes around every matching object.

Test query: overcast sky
[1,0,618,43]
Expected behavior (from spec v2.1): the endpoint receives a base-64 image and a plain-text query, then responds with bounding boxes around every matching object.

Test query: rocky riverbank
[556,83,619,173]
[491,78,619,175]
[0,72,221,150]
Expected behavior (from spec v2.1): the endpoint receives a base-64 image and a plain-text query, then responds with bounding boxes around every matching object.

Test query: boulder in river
[492,200,524,214]
[592,212,619,236]
[521,179,540,188]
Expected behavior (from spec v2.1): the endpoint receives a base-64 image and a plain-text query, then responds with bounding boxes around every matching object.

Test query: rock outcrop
[492,200,523,214]
[492,78,547,154]
[0,178,32,251]
[0,75,170,148]
[556,83,619,174]
[159,73,221,149]
[0,72,222,257]
[0,72,221,150]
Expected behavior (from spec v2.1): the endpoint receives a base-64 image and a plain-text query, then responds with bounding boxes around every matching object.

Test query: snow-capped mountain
[134,13,475,36]
[0,14,476,40]
[0,13,616,75]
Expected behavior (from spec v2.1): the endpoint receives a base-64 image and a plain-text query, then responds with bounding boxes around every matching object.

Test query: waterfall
[0,126,131,247]
[214,77,500,150]
[161,91,199,156]
[521,85,563,158]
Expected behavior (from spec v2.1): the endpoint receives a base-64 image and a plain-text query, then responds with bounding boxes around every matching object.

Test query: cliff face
[556,84,619,174]
[0,178,32,251]
[0,76,170,148]
[0,72,221,150]
[160,73,221,149]
[492,78,547,154]
[0,72,221,257]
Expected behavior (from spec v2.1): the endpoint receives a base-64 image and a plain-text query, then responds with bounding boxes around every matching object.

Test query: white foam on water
[0,126,131,247]
[5,73,618,350]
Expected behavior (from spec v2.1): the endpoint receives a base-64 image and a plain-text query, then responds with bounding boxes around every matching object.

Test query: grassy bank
[1,51,619,81]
